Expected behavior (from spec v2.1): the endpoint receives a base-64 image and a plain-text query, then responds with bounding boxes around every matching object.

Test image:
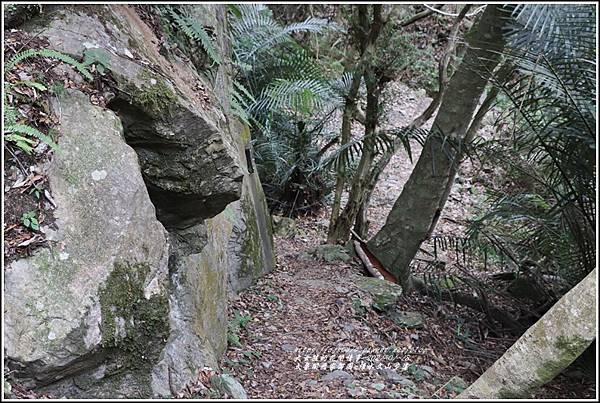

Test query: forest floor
[220,82,596,399]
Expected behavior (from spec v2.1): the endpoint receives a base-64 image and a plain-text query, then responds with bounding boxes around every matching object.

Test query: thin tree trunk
[328,6,370,242]
[328,67,362,237]
[353,191,371,239]
[328,66,381,243]
[458,268,597,399]
[328,5,386,243]
[367,5,510,290]
[350,6,471,242]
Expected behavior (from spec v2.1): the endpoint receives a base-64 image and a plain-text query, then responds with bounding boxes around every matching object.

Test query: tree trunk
[328,60,383,243]
[348,6,471,244]
[367,5,509,290]
[328,5,386,244]
[328,6,369,242]
[353,191,371,239]
[328,67,362,237]
[458,268,597,399]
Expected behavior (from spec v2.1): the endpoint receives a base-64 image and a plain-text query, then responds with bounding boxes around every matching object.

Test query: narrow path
[220,81,594,399]
[220,83,493,399]
[222,214,483,399]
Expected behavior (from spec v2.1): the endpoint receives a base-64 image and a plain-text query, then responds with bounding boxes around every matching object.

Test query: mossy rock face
[23,5,244,229]
[12,5,276,399]
[3,90,170,394]
[226,175,276,294]
[354,277,403,311]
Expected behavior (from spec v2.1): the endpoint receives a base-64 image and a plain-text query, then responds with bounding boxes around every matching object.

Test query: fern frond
[169,10,221,65]
[5,48,92,81]
[4,133,36,154]
[15,80,47,91]
[251,78,336,116]
[4,124,58,150]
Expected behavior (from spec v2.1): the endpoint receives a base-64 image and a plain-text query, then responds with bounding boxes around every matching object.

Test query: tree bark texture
[367,5,509,290]
[458,268,597,399]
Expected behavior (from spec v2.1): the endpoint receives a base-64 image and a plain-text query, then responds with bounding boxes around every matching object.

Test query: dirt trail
[221,84,490,398]
[220,82,595,399]
[223,216,471,399]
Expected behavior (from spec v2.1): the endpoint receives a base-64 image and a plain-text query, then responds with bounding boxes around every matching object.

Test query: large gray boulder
[5,4,275,398]
[22,4,244,228]
[4,89,170,393]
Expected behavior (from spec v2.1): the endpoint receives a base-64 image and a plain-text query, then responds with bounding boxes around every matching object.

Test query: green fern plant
[4,48,92,80]
[157,5,221,67]
[4,48,92,153]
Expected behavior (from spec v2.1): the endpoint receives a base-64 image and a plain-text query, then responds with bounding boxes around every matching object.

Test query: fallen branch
[354,240,384,280]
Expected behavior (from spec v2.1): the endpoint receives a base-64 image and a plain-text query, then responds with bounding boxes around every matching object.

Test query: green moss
[555,335,589,357]
[240,199,262,279]
[355,277,403,311]
[240,125,251,144]
[98,262,169,369]
[193,253,227,356]
[529,335,590,395]
[132,69,177,116]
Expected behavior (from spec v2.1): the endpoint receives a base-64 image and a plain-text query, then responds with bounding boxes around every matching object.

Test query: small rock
[261,361,272,369]
[281,343,296,353]
[378,368,409,384]
[353,277,403,311]
[51,64,84,84]
[323,370,354,383]
[347,386,364,397]
[398,378,416,388]
[210,374,248,399]
[301,244,352,263]
[306,380,318,388]
[371,382,385,391]
[389,311,424,329]
[33,141,49,155]
[414,364,435,380]
[385,390,402,398]
[272,215,297,238]
[443,376,468,394]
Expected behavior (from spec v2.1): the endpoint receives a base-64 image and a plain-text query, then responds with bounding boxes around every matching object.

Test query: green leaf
[82,48,111,67]
[4,124,59,151]
[16,80,47,91]
[5,48,93,81]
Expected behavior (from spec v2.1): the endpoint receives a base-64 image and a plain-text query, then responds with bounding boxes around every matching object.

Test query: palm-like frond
[456,4,596,302]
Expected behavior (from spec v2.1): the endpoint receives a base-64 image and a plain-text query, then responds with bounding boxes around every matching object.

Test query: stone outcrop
[4,4,274,398]
[4,90,171,394]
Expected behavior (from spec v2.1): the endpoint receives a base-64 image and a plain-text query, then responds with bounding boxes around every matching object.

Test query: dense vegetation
[2,3,596,399]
